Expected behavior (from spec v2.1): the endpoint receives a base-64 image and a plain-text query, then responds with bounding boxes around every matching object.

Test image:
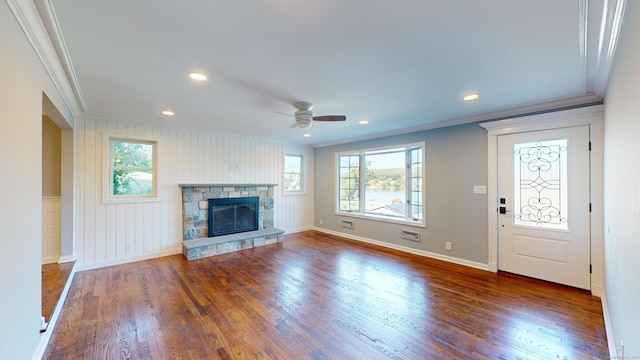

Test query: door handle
[499,198,511,214]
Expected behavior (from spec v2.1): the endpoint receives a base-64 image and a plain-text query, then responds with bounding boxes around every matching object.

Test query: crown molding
[478,104,604,135]
[593,0,629,96]
[5,0,83,116]
[34,0,87,113]
[579,0,589,94]
[314,92,603,148]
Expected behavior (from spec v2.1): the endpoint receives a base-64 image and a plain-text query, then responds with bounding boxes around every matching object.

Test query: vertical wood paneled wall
[75,116,314,268]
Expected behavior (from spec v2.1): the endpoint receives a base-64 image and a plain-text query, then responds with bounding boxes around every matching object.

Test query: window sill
[283,190,308,197]
[335,211,426,228]
[102,196,161,205]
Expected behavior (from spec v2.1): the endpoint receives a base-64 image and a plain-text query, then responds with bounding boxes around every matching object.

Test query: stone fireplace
[179,184,284,260]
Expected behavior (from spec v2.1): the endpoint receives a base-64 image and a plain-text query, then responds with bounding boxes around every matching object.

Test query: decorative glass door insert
[513,139,568,230]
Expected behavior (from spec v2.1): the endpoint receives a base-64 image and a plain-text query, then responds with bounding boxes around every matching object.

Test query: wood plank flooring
[44,231,608,359]
[42,261,74,323]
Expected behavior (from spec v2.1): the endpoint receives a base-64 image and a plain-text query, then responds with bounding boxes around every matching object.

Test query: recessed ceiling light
[303,133,311,138]
[359,119,369,125]
[188,72,207,82]
[463,94,479,101]
[161,110,175,116]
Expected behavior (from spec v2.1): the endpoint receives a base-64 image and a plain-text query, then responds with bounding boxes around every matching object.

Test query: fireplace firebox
[208,197,259,237]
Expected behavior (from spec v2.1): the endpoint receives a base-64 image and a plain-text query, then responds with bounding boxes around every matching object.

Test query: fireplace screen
[208,197,259,237]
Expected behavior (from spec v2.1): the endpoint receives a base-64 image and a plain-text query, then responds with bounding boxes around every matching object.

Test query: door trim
[479,105,604,296]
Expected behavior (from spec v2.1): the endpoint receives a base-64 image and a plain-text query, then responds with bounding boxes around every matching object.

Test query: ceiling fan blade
[275,111,294,118]
[313,115,346,122]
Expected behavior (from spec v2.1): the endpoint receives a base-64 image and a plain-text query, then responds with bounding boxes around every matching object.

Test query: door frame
[480,105,604,296]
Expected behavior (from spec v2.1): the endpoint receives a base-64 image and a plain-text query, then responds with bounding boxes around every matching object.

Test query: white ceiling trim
[314,93,603,148]
[579,0,589,94]
[478,104,603,136]
[34,0,87,113]
[79,113,297,146]
[593,0,629,96]
[5,0,82,116]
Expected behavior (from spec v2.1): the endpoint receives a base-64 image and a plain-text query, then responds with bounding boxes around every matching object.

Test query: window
[338,155,359,211]
[104,135,157,203]
[336,143,425,226]
[284,154,304,192]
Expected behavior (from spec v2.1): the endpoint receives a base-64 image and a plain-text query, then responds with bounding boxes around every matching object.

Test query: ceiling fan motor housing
[294,110,313,128]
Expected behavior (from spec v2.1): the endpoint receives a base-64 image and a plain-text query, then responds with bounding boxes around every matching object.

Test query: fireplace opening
[208,197,259,237]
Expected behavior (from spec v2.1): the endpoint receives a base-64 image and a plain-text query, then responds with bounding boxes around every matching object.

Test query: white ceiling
[41,0,613,145]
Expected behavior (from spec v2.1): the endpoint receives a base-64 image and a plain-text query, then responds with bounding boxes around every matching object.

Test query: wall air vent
[401,229,420,242]
[341,220,354,229]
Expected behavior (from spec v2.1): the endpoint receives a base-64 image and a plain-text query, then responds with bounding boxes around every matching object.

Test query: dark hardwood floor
[44,231,608,359]
[42,261,74,323]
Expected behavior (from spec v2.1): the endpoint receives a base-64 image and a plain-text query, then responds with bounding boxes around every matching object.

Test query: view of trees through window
[339,155,360,211]
[338,144,424,223]
[112,140,154,196]
[284,155,303,191]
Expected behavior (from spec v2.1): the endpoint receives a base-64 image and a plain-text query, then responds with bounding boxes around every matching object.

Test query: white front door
[497,126,591,290]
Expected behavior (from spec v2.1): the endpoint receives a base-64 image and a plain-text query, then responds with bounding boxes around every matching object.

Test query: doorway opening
[41,93,75,329]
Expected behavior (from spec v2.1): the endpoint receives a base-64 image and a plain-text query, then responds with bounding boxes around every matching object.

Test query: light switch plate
[473,185,487,194]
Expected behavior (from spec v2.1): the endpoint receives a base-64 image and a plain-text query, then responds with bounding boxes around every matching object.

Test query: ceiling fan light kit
[292,111,313,128]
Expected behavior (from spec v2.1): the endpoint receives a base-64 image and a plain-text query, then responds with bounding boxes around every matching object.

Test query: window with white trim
[284,154,304,192]
[336,143,425,226]
[104,135,157,203]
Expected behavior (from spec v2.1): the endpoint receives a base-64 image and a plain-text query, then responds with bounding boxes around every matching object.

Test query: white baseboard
[58,255,76,264]
[600,290,616,359]
[41,255,60,265]
[283,226,314,234]
[313,227,490,271]
[488,262,498,272]
[591,284,605,298]
[78,247,182,272]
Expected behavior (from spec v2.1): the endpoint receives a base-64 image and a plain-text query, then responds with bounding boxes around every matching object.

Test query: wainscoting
[42,197,61,264]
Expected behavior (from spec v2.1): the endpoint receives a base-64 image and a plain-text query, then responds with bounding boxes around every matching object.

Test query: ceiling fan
[287,102,346,129]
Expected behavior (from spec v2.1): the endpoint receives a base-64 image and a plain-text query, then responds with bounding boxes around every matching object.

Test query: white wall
[0,2,72,359]
[42,116,61,197]
[75,116,314,269]
[603,1,640,356]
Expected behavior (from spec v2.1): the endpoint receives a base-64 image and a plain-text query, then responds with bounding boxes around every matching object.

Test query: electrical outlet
[320,219,324,225]
[445,242,452,251]
[125,243,133,253]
